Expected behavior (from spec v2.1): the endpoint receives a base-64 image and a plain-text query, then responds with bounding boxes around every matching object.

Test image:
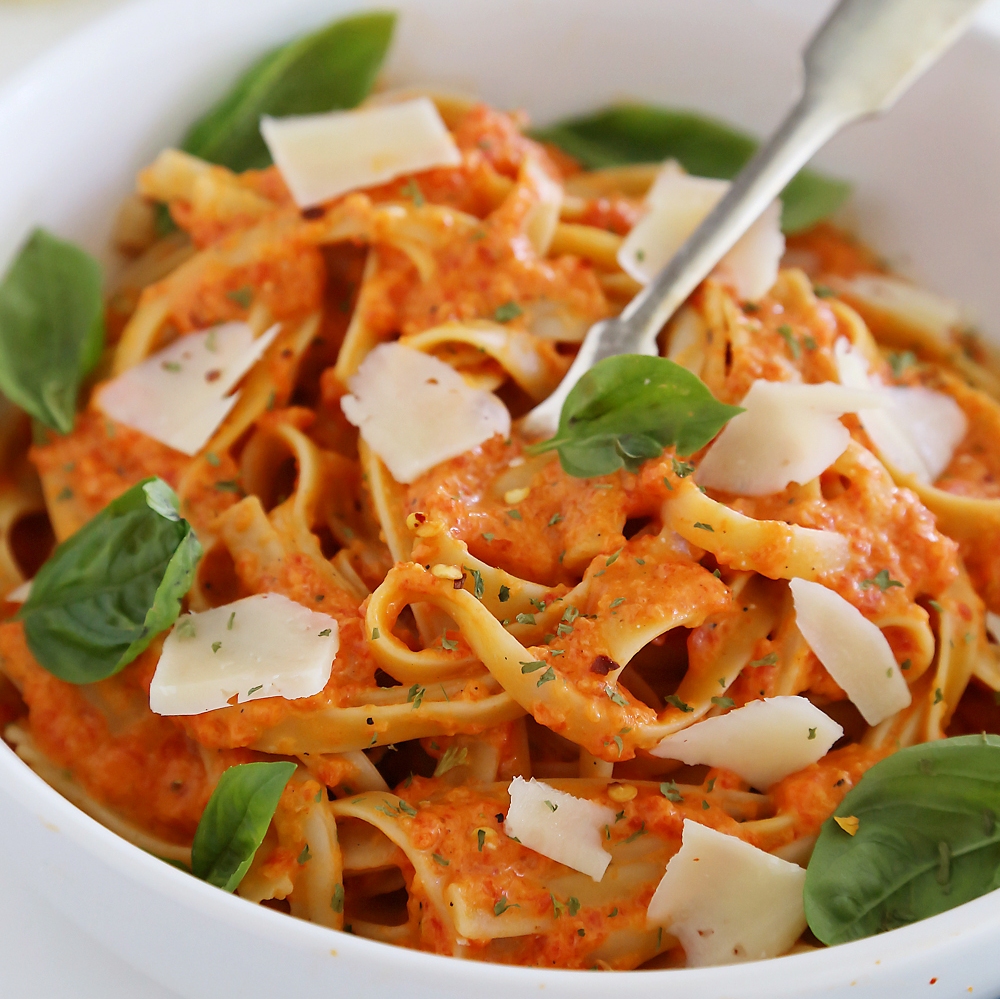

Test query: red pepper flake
[302,206,326,220]
[205,369,221,382]
[590,654,618,676]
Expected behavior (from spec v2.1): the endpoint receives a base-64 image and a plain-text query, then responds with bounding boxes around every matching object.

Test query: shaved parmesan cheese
[987,611,1000,645]
[261,97,461,209]
[650,696,842,789]
[5,579,31,603]
[714,200,785,303]
[618,163,784,301]
[884,385,966,482]
[505,777,616,881]
[149,593,338,716]
[96,323,280,456]
[835,338,967,483]
[837,273,963,343]
[647,819,807,966]
[696,379,882,495]
[790,578,911,725]
[341,343,510,484]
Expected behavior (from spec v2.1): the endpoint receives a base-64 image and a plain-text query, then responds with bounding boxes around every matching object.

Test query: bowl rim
[2,0,1000,989]
[6,732,1000,989]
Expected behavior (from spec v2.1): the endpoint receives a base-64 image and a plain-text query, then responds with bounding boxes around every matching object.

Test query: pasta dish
[3,10,1000,972]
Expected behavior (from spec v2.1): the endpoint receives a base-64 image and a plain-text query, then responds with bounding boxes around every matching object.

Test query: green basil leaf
[182,11,396,172]
[804,734,1000,945]
[191,762,297,892]
[0,228,104,434]
[527,355,742,478]
[19,478,202,684]
[532,104,850,233]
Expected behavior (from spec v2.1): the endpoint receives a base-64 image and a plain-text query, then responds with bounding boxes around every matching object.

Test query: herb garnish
[525,356,742,478]
[191,761,296,892]
[777,323,800,359]
[19,478,201,684]
[494,894,519,915]
[860,569,904,592]
[664,694,694,713]
[464,565,485,600]
[182,12,396,171]
[493,301,523,323]
[0,229,104,433]
[660,781,683,803]
[805,735,1000,945]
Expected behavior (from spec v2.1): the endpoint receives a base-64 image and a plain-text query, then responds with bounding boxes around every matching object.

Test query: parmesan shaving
[341,343,510,484]
[987,610,1000,645]
[650,696,843,789]
[835,338,967,483]
[618,162,784,300]
[646,819,807,966]
[505,777,616,881]
[837,273,963,344]
[5,579,31,603]
[789,577,911,726]
[261,97,461,209]
[696,379,882,495]
[149,593,338,716]
[96,322,280,456]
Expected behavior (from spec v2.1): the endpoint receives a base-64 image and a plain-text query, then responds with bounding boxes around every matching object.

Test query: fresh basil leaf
[805,734,1000,946]
[191,762,297,892]
[19,478,202,684]
[0,228,104,434]
[182,11,396,172]
[532,104,850,233]
[527,355,742,478]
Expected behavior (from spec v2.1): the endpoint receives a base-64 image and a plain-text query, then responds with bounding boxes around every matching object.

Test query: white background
[2,0,1000,995]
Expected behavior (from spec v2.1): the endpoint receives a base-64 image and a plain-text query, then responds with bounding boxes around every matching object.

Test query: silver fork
[521,0,987,439]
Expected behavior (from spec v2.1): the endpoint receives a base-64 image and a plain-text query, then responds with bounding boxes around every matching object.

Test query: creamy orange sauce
[1,98,996,970]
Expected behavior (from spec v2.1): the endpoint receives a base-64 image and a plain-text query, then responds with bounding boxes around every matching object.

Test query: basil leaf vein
[19,478,202,684]
[532,104,850,233]
[191,762,297,892]
[804,734,1000,945]
[528,355,742,478]
[0,228,104,434]
[182,11,396,172]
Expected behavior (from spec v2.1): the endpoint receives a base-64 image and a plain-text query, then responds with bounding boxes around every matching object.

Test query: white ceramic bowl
[3,1,1000,996]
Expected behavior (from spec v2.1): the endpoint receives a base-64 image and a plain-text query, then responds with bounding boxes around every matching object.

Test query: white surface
[3,1,1000,997]
[0,877,174,998]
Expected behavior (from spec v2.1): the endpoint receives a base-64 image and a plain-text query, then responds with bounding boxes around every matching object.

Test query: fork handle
[624,0,986,349]
[521,0,985,439]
